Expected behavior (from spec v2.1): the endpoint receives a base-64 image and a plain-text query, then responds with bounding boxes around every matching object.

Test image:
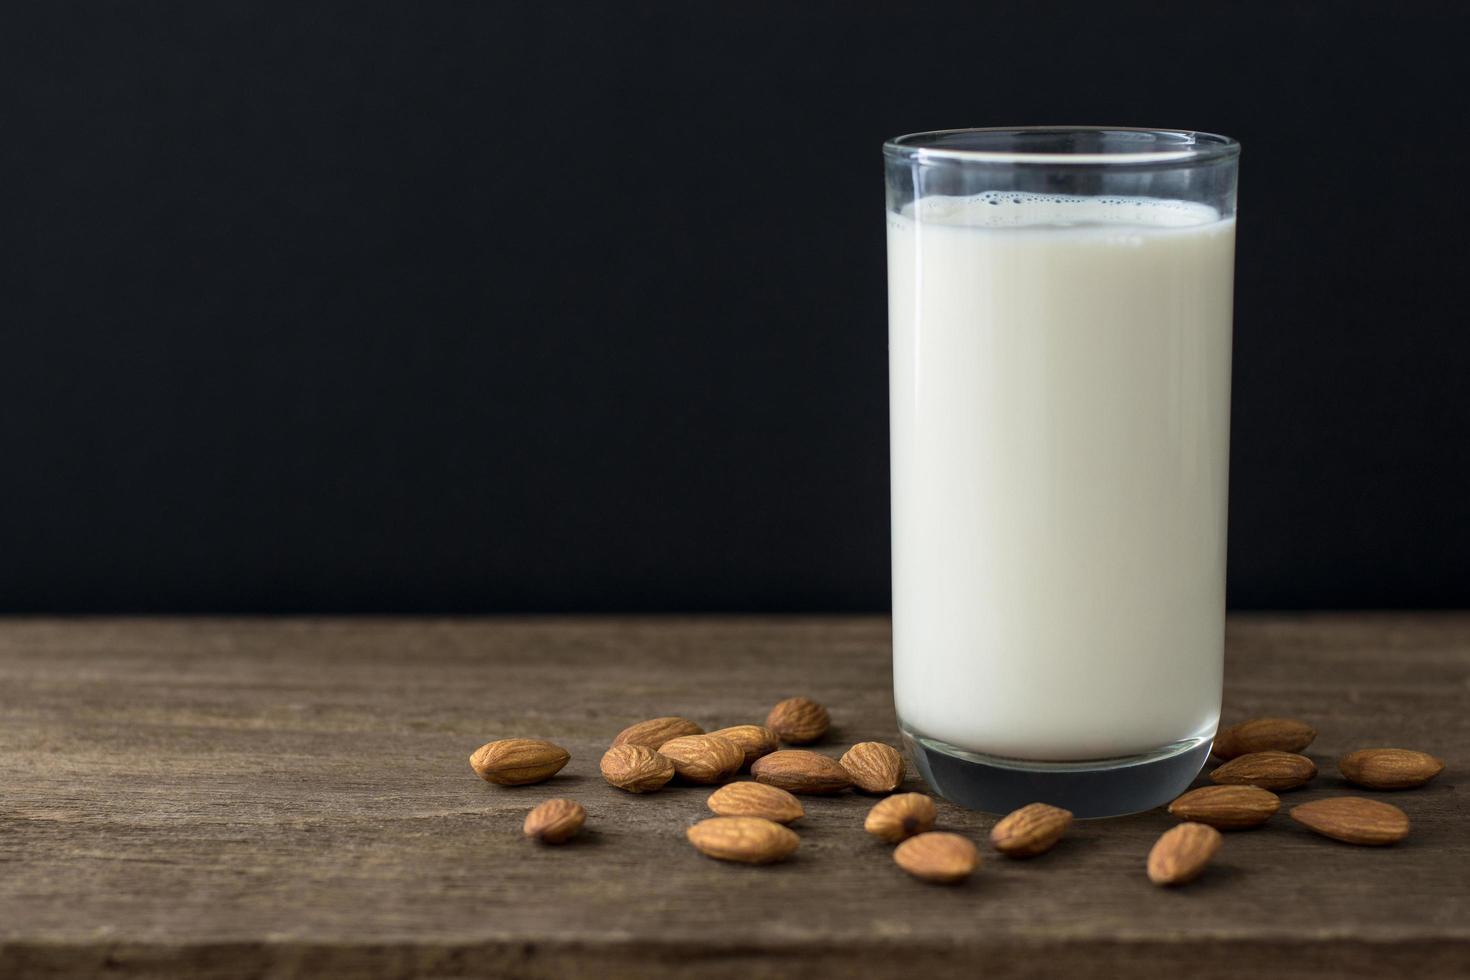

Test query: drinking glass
[885,127,1240,817]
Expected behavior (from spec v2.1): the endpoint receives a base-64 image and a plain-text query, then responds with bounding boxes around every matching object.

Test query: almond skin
[766,697,830,744]
[1290,797,1410,845]
[1147,823,1222,886]
[706,782,804,824]
[1209,750,1316,791]
[611,716,704,750]
[687,816,799,864]
[599,744,676,793]
[865,793,936,843]
[1212,717,1317,759]
[1338,748,1445,790]
[469,738,570,786]
[840,742,905,794]
[894,832,979,884]
[1167,785,1280,829]
[990,802,1073,857]
[658,734,744,784]
[709,725,780,768]
[522,799,585,844]
[750,749,852,794]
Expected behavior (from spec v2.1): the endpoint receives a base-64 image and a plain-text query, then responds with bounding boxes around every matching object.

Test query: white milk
[888,192,1234,762]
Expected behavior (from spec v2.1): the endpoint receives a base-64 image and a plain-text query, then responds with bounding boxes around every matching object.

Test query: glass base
[900,724,1213,818]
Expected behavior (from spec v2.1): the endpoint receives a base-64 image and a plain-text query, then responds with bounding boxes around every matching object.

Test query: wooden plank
[0,615,1466,978]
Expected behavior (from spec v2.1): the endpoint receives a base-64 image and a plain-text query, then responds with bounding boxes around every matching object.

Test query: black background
[7,2,1469,613]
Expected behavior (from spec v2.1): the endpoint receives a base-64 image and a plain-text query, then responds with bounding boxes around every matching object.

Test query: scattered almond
[1167,785,1280,829]
[707,782,805,824]
[687,816,799,864]
[893,832,979,884]
[864,793,937,843]
[766,697,830,744]
[1212,717,1317,759]
[522,799,585,844]
[1290,797,1410,845]
[599,744,675,793]
[750,749,853,794]
[1209,750,1316,791]
[469,738,570,786]
[611,716,704,750]
[840,742,905,794]
[709,725,780,768]
[990,802,1073,857]
[1147,822,1222,886]
[658,734,744,784]
[1338,748,1445,790]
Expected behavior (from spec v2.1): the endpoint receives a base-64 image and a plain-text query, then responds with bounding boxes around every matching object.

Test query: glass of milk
[885,128,1239,817]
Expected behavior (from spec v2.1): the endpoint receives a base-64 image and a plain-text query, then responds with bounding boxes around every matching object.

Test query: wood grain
[1,615,1466,978]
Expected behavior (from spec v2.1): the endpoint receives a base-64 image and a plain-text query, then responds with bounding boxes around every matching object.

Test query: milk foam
[903,191,1222,229]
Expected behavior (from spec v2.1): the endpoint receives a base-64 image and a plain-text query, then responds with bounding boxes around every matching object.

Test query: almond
[1147,822,1222,886]
[1167,785,1280,829]
[989,802,1073,857]
[686,816,799,864]
[1211,717,1317,759]
[522,799,585,844]
[1338,748,1445,790]
[766,697,830,744]
[611,716,703,750]
[840,742,905,794]
[1209,750,1316,790]
[706,782,804,824]
[1290,797,1410,845]
[599,744,675,793]
[893,832,978,884]
[709,725,780,768]
[750,749,852,794]
[864,793,937,843]
[469,738,570,786]
[658,734,744,784]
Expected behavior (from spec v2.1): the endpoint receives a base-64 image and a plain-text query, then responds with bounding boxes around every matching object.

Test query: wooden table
[1,616,1466,978]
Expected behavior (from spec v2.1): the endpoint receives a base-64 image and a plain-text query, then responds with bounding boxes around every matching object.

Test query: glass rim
[883,126,1240,166]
